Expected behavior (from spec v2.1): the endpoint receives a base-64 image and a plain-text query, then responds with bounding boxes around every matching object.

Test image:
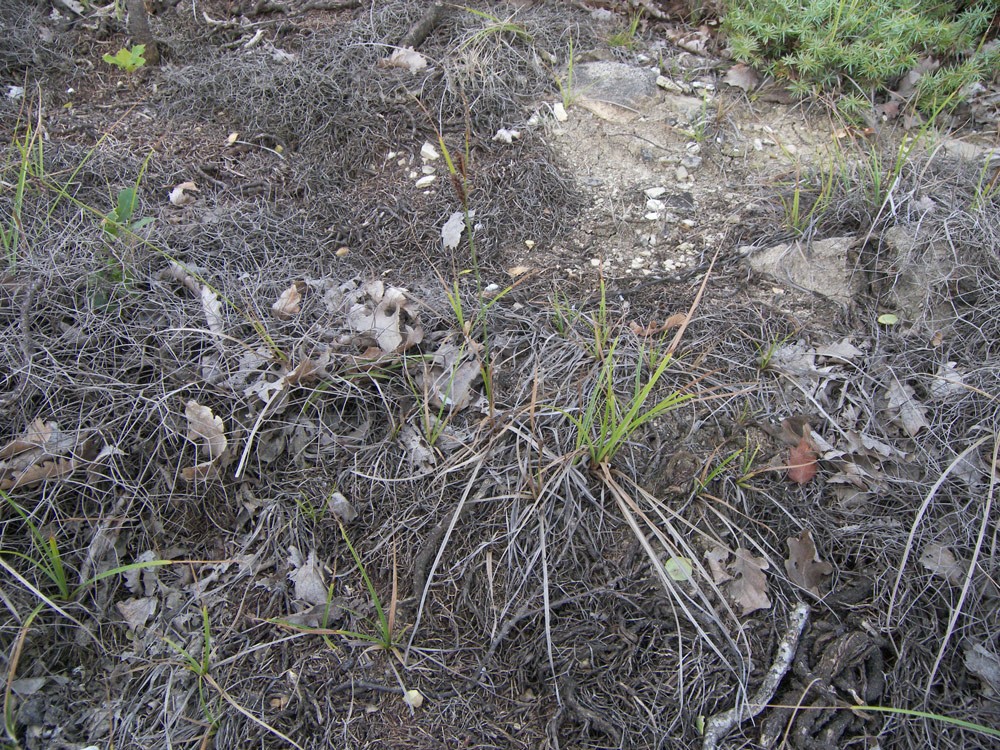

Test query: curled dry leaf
[272,281,305,320]
[345,281,421,354]
[116,597,157,630]
[182,400,228,481]
[162,262,224,336]
[787,434,818,485]
[398,421,434,473]
[288,548,329,606]
[1,419,99,490]
[885,379,929,437]
[727,548,771,616]
[413,340,482,412]
[379,46,427,73]
[629,312,686,337]
[705,546,733,585]
[722,63,759,92]
[919,542,965,585]
[784,529,833,594]
[168,181,199,206]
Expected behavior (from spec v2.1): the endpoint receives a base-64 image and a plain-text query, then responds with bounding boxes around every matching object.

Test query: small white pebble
[644,187,667,199]
[645,212,661,221]
[553,102,568,122]
[414,175,436,188]
[386,151,398,160]
[675,166,689,181]
[681,219,695,229]
[646,198,666,211]
[420,142,439,161]
[753,138,763,151]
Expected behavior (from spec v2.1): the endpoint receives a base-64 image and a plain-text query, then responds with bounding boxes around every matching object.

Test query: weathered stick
[125,0,159,65]
[702,602,811,750]
[398,2,449,50]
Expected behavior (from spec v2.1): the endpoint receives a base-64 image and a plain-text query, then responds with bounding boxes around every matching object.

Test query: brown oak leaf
[784,529,833,594]
[726,548,771,615]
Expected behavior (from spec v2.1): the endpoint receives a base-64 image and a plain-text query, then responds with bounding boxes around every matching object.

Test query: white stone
[753,138,763,151]
[420,142,439,161]
[553,102,568,122]
[646,199,666,211]
[644,212,661,221]
[421,165,436,174]
[681,219,695,229]
[414,175,436,188]
[644,187,667,199]
[675,166,689,181]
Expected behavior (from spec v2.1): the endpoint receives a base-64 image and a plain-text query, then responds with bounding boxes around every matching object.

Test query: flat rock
[746,236,858,305]
[570,61,659,123]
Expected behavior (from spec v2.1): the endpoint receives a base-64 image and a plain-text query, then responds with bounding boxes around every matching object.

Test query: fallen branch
[702,602,810,750]
[398,2,449,50]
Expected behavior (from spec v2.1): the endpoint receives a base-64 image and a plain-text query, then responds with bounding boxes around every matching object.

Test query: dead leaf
[168,181,199,206]
[919,542,964,585]
[788,435,818,484]
[272,281,305,320]
[0,422,98,490]
[345,282,420,353]
[116,597,157,630]
[327,491,357,523]
[886,379,929,436]
[723,63,759,92]
[727,548,771,615]
[288,548,329,605]
[507,265,531,278]
[413,340,482,412]
[398,422,434,472]
[784,529,833,594]
[705,546,732,584]
[929,362,966,401]
[162,263,224,336]
[379,46,428,73]
[629,313,686,337]
[964,643,1000,692]
[441,211,467,250]
[185,400,226,460]
[814,338,863,363]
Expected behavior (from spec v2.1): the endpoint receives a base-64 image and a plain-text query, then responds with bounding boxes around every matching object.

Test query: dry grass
[1,3,998,749]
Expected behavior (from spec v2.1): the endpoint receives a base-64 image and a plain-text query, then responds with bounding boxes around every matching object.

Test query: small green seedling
[103,45,147,73]
[103,186,153,238]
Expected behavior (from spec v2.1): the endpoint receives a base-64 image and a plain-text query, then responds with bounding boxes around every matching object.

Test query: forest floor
[1,2,999,749]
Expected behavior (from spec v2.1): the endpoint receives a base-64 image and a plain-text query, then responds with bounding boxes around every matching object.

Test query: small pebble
[553,102,568,122]
[646,198,666,211]
[644,212,661,221]
[421,165,436,174]
[753,138,763,151]
[420,142,439,161]
[414,175,436,188]
[675,166,689,181]
[681,219,695,229]
[644,187,667,199]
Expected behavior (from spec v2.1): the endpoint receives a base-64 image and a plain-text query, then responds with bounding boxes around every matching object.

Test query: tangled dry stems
[1,3,999,749]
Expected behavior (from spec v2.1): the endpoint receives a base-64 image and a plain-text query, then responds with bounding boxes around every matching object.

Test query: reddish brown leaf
[787,436,818,484]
